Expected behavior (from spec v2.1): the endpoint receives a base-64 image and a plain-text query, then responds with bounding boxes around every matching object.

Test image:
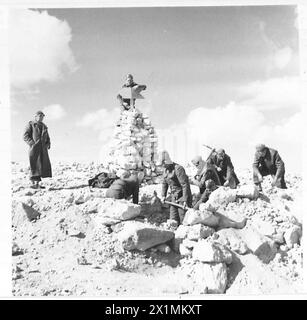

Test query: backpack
[88,172,117,188]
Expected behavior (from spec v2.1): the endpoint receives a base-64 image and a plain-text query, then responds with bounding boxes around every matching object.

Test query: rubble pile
[106,109,162,184]
[11,163,303,296]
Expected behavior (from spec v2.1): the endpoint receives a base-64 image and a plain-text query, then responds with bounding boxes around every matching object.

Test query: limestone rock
[192,239,233,264]
[118,221,174,251]
[284,225,302,248]
[187,224,215,241]
[97,199,141,221]
[237,225,277,263]
[182,238,197,249]
[179,243,193,257]
[205,187,237,210]
[182,209,219,227]
[216,229,248,255]
[193,262,228,294]
[253,219,276,237]
[13,202,40,226]
[175,225,189,239]
[236,185,259,200]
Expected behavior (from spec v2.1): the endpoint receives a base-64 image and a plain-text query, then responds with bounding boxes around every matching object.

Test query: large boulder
[236,185,259,200]
[192,262,228,294]
[118,221,174,251]
[96,199,141,225]
[216,228,248,255]
[237,225,277,263]
[203,187,237,211]
[13,202,40,226]
[182,209,219,227]
[284,225,302,248]
[192,239,233,264]
[187,224,215,241]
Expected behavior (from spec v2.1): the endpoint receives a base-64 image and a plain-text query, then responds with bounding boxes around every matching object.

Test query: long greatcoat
[23,121,52,180]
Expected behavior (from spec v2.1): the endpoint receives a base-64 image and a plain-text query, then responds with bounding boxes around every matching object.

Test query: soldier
[193,179,217,210]
[105,170,142,204]
[160,151,192,227]
[117,74,147,111]
[190,155,221,194]
[209,148,240,189]
[253,144,287,191]
[23,111,52,189]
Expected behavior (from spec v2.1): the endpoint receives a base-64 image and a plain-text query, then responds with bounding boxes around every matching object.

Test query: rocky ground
[11,162,303,296]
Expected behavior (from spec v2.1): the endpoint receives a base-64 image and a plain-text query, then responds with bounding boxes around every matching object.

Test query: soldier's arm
[161,178,169,198]
[132,182,139,204]
[176,166,190,202]
[274,152,285,175]
[23,122,35,146]
[225,157,235,181]
[253,152,261,176]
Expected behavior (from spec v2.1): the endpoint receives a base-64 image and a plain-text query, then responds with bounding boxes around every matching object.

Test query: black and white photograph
[2,0,306,298]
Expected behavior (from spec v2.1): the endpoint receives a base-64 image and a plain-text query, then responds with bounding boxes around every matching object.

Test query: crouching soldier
[190,155,221,194]
[253,144,287,191]
[193,179,217,210]
[209,148,240,188]
[159,151,192,227]
[106,170,142,204]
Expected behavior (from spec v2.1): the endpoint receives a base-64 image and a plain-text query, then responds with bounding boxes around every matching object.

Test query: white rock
[118,221,174,251]
[206,187,237,210]
[175,225,189,239]
[216,229,248,255]
[193,262,228,294]
[187,224,215,240]
[182,238,197,249]
[237,225,277,263]
[192,239,233,264]
[13,202,40,226]
[236,185,259,200]
[98,199,141,221]
[182,209,219,227]
[179,243,193,257]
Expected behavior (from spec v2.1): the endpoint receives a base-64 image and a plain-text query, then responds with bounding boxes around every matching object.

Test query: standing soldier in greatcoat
[23,111,52,189]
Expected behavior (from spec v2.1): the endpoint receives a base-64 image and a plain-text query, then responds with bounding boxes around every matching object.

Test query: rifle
[202,144,216,162]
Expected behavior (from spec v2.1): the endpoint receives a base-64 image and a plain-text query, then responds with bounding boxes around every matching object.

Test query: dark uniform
[117,81,147,111]
[162,163,192,224]
[253,147,287,189]
[193,163,221,194]
[23,121,52,182]
[210,153,240,188]
[106,175,139,204]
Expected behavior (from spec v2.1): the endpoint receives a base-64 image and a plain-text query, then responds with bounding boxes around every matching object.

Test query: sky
[9,5,302,172]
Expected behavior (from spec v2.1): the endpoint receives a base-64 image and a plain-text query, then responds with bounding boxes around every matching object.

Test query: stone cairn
[106,76,163,184]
